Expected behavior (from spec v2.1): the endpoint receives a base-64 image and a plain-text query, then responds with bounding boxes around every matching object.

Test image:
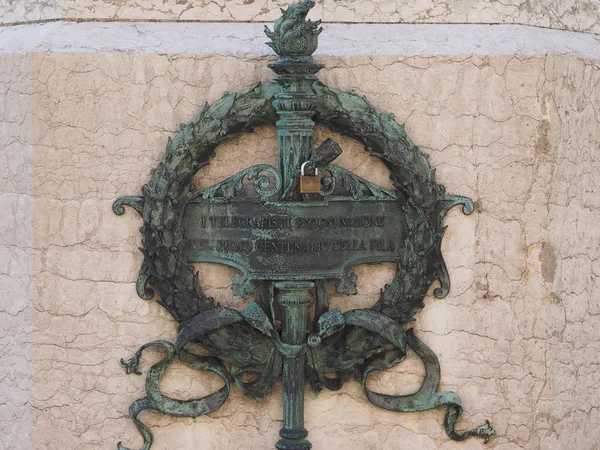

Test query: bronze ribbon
[117,340,231,450]
[305,308,494,443]
[120,306,493,449]
[361,327,494,443]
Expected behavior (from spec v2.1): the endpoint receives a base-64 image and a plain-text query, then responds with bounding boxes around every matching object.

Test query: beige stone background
[1,1,600,449]
[1,0,600,34]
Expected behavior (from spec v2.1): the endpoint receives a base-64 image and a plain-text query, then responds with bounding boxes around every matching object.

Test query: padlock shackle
[300,161,318,176]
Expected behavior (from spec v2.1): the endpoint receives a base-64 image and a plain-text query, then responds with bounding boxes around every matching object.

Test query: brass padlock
[299,162,321,194]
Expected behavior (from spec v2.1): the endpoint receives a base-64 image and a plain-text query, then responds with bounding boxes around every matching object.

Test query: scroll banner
[119,306,493,450]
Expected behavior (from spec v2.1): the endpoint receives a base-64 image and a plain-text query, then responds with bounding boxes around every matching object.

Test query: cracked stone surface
[1,0,600,35]
[0,53,34,450]
[1,22,600,450]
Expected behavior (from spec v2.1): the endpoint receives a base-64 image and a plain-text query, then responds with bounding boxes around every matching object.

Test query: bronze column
[274,281,314,450]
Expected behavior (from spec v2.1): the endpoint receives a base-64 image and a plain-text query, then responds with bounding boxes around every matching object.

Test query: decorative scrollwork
[231,273,256,297]
[336,271,358,295]
[190,164,282,201]
[112,196,144,215]
[443,195,475,215]
[319,164,398,200]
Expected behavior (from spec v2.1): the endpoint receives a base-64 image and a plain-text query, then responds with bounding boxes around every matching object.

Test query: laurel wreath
[113,81,466,323]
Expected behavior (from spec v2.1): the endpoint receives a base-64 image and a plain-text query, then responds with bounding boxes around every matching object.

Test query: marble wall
[1,0,600,34]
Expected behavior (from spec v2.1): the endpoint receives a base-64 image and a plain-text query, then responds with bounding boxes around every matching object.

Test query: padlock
[299,161,321,194]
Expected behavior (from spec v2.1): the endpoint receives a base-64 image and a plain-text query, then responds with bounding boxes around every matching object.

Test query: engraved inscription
[187,238,395,254]
[182,199,406,281]
[199,216,384,229]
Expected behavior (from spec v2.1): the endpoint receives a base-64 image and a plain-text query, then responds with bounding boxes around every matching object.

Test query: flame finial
[264,0,322,57]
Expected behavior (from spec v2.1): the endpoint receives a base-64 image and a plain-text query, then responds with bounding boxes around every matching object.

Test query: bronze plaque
[183,199,405,291]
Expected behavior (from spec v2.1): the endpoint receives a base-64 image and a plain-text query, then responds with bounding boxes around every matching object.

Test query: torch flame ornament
[265,0,322,57]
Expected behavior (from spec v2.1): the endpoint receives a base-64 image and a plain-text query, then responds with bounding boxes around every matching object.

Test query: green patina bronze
[113,1,495,448]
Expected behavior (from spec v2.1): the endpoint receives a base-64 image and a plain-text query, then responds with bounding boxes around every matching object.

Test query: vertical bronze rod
[274,281,314,450]
[266,4,323,447]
